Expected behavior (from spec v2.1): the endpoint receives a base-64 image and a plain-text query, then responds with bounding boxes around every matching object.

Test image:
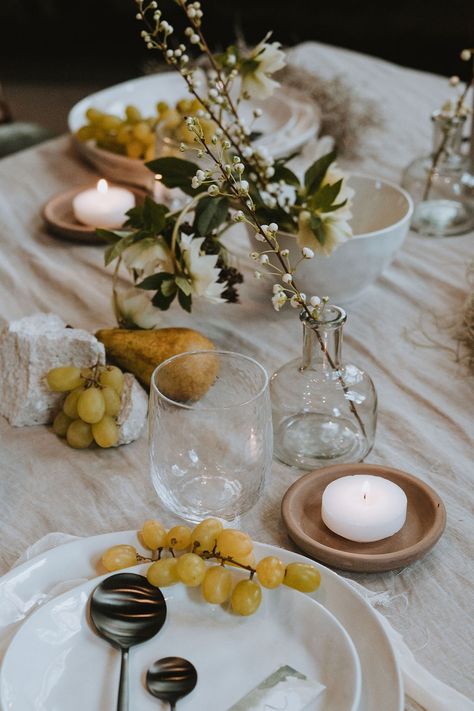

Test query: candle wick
[363,492,367,501]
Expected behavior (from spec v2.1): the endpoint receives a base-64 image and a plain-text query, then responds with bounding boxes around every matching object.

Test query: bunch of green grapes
[76,105,158,161]
[101,518,321,617]
[47,364,124,449]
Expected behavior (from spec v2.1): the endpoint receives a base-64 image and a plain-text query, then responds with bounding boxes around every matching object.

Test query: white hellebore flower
[116,288,162,329]
[122,238,173,277]
[180,233,223,303]
[241,36,286,100]
[297,209,353,257]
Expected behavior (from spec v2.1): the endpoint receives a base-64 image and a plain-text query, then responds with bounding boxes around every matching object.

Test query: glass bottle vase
[270,307,377,469]
[401,111,474,236]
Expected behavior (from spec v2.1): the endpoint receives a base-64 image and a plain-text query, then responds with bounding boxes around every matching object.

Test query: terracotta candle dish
[281,463,446,573]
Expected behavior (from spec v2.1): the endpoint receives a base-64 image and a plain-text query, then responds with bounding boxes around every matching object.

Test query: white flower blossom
[302,247,314,259]
[180,234,223,302]
[297,210,352,256]
[116,288,162,329]
[241,37,286,99]
[272,283,283,294]
[271,290,287,311]
[310,295,321,307]
[122,238,173,276]
[290,294,300,308]
[259,254,269,264]
[282,273,293,284]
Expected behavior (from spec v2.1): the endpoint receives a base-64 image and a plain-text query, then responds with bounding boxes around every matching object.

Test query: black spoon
[146,657,198,710]
[89,573,167,711]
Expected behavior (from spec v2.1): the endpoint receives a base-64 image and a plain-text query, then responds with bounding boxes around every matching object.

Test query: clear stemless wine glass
[149,350,272,523]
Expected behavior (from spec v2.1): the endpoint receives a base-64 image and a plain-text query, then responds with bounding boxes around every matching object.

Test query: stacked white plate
[67,72,320,188]
[0,532,403,710]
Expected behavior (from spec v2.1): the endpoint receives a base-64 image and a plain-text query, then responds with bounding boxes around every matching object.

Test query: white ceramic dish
[0,565,360,711]
[68,73,320,188]
[247,174,414,305]
[0,533,403,711]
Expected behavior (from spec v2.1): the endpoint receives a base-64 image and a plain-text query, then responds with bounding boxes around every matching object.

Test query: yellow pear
[95,327,218,402]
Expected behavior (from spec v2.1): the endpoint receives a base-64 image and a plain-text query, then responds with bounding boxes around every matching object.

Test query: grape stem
[138,544,257,578]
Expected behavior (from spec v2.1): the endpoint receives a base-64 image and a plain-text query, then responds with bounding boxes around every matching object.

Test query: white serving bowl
[68,73,319,188]
[253,174,413,304]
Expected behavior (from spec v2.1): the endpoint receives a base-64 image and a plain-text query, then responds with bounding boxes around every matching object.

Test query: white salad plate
[0,565,360,711]
[0,533,403,711]
[67,72,320,187]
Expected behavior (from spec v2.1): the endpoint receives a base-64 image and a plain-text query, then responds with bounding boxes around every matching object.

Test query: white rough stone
[116,373,148,445]
[0,313,105,426]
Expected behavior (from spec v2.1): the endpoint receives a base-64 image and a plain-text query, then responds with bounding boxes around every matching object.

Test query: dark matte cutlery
[146,657,198,710]
[90,572,167,711]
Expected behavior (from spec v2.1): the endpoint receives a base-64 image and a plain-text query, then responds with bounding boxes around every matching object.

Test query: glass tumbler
[149,350,272,522]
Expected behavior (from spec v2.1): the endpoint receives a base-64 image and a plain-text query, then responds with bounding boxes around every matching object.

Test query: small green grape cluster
[47,364,124,449]
[76,105,158,161]
[101,518,321,617]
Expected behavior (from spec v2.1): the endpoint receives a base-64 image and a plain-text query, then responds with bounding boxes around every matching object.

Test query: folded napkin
[3,533,474,711]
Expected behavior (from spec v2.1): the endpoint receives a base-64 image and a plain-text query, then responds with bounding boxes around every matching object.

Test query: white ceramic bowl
[254,174,413,305]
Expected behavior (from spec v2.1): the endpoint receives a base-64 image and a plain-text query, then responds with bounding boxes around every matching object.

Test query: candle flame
[97,179,108,195]
[154,173,163,181]
[362,480,370,502]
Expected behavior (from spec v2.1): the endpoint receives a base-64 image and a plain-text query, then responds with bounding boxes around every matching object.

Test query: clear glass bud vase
[270,307,377,469]
[401,111,474,236]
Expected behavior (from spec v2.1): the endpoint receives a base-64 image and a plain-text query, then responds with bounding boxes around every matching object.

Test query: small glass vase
[401,111,474,236]
[270,307,377,469]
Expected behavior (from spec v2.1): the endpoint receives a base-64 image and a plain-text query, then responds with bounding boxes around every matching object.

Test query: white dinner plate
[0,534,403,711]
[67,72,319,187]
[0,564,361,711]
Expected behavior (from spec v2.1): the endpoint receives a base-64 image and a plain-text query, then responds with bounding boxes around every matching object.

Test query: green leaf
[310,179,343,212]
[304,150,337,195]
[104,233,135,266]
[96,229,124,244]
[194,196,229,235]
[175,276,192,295]
[321,198,348,213]
[274,149,301,165]
[145,157,203,196]
[151,289,176,311]
[142,197,168,232]
[309,214,325,245]
[137,271,176,291]
[272,164,300,187]
[125,204,144,229]
[178,289,192,313]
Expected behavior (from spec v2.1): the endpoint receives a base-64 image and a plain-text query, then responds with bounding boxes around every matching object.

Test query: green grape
[92,416,119,448]
[176,553,206,586]
[117,126,132,145]
[76,125,95,141]
[102,544,137,571]
[100,114,122,130]
[101,386,122,417]
[166,525,192,551]
[66,419,93,449]
[140,520,167,550]
[202,565,232,604]
[126,139,144,159]
[191,518,223,554]
[52,411,72,437]
[256,556,285,589]
[46,366,83,392]
[99,366,124,395]
[77,387,106,424]
[125,105,142,123]
[132,121,152,141]
[147,558,179,587]
[144,145,155,162]
[283,563,321,593]
[231,579,262,616]
[156,101,170,114]
[63,386,85,419]
[216,529,253,559]
[85,107,104,123]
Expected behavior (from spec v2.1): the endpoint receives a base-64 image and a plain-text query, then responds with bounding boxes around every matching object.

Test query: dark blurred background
[1,0,473,134]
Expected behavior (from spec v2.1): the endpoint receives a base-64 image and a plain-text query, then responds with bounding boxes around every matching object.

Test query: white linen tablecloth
[0,42,472,708]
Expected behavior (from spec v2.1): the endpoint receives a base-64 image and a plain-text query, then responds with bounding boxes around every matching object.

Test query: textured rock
[0,314,105,426]
[117,373,148,445]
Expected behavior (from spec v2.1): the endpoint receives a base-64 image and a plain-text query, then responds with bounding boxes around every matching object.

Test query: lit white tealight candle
[321,475,407,543]
[72,179,135,229]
